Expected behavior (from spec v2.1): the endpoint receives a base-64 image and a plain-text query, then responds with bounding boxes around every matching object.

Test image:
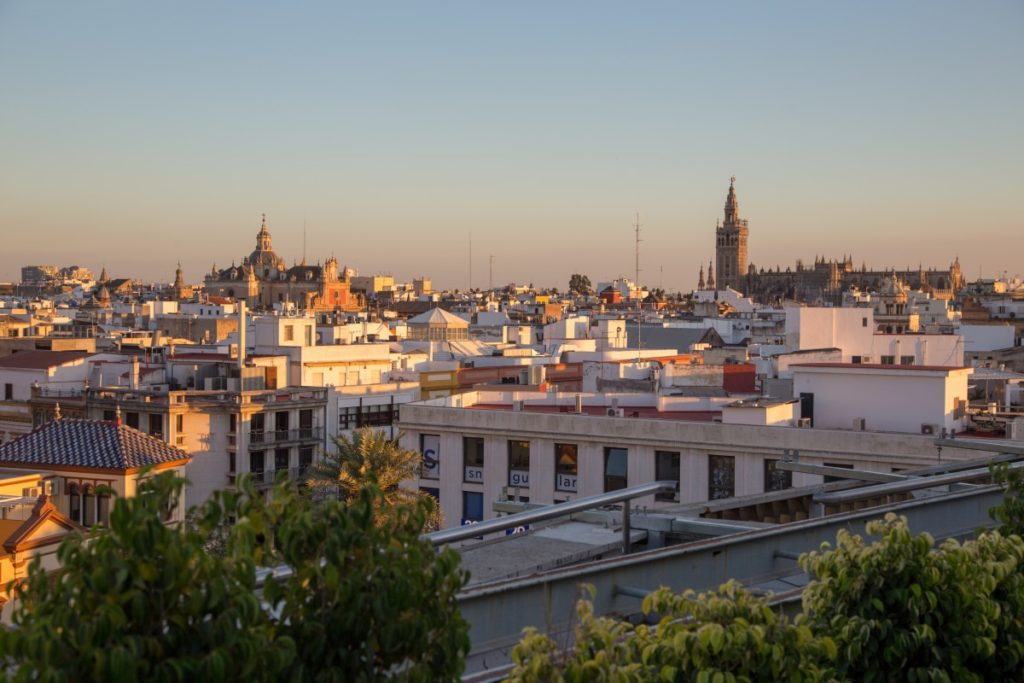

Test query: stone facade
[706,180,965,304]
[204,215,363,311]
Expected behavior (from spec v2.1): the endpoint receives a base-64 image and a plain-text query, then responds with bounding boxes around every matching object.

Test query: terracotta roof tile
[0,419,190,471]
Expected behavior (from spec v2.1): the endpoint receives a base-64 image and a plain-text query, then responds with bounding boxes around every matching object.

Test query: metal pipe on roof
[935,437,1024,456]
[813,460,1024,505]
[422,481,677,547]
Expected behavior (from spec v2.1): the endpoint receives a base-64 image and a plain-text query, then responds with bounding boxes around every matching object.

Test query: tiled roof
[0,419,191,471]
[0,350,89,370]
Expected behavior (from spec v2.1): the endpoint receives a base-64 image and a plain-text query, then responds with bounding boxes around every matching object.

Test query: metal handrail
[423,481,677,547]
[813,460,1024,505]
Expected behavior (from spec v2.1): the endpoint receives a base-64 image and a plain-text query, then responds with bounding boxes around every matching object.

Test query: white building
[397,388,983,528]
[791,363,971,435]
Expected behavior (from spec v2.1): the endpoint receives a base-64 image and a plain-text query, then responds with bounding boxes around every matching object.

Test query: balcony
[248,428,324,445]
[229,466,310,488]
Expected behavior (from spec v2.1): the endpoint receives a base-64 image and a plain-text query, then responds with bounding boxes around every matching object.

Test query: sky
[0,1,1021,291]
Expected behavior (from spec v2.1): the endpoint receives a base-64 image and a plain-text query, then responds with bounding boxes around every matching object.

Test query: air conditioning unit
[512,400,524,412]
[797,417,812,428]
[920,423,938,436]
[607,407,617,417]
[861,356,873,363]
[853,417,867,431]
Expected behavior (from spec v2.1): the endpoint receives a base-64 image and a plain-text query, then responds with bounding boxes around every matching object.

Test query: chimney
[238,300,247,370]
[129,355,140,390]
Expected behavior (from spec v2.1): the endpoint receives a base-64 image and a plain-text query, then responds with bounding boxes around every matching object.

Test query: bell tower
[715,177,749,292]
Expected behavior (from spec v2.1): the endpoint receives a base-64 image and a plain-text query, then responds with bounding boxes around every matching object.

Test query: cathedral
[204,215,363,311]
[700,179,965,304]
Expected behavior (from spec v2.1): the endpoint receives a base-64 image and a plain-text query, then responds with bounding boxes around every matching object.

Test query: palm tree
[304,427,443,530]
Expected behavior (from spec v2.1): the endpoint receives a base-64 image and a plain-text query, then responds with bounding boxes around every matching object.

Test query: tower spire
[724,176,739,224]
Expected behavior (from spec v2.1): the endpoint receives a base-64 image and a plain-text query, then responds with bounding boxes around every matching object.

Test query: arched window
[68,483,81,524]
[82,486,95,527]
[97,490,111,526]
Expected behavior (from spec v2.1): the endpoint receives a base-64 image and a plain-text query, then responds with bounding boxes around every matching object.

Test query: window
[764,459,792,492]
[339,407,359,430]
[82,487,95,526]
[175,414,184,432]
[147,414,163,438]
[68,484,81,523]
[463,437,484,483]
[851,356,862,364]
[900,355,915,365]
[249,451,265,474]
[229,452,236,474]
[508,440,530,487]
[299,409,313,438]
[462,491,484,525]
[420,434,440,480]
[274,448,289,472]
[299,446,314,471]
[604,447,628,492]
[229,413,237,433]
[880,355,895,365]
[420,487,439,501]
[655,451,680,501]
[103,410,116,422]
[708,455,735,500]
[97,492,111,526]
[862,317,868,327]
[3,383,11,400]
[126,411,140,429]
[824,462,853,483]
[275,411,289,439]
[284,324,294,341]
[250,413,265,441]
[555,443,578,493]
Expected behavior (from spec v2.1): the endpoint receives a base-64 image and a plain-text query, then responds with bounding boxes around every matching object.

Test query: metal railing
[240,467,310,487]
[249,428,323,444]
[423,481,678,551]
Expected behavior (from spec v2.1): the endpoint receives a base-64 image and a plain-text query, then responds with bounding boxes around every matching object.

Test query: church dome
[248,214,286,273]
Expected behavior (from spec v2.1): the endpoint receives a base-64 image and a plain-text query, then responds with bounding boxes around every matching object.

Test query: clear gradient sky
[0,1,1021,291]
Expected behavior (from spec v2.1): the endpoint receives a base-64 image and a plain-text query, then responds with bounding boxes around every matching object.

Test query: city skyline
[1,1,1021,289]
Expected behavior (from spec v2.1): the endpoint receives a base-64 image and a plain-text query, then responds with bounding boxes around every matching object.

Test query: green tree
[506,581,836,682]
[800,513,1024,682]
[304,427,443,529]
[568,274,591,296]
[0,474,293,682]
[264,485,469,681]
[0,471,470,682]
[990,462,1024,537]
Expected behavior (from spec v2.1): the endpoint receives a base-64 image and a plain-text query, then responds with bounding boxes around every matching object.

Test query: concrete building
[791,363,971,435]
[203,215,362,312]
[397,388,981,528]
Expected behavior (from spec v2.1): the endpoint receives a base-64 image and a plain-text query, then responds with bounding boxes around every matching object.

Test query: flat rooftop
[469,404,720,422]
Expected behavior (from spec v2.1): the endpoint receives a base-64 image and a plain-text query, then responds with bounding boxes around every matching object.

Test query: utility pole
[634,212,642,361]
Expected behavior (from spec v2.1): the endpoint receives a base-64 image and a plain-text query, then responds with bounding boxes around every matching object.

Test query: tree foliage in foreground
[506,582,836,683]
[508,514,1024,682]
[0,472,468,682]
[800,513,1024,682]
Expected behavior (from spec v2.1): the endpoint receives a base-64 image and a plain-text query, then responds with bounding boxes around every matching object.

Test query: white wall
[961,324,1016,353]
[785,307,874,359]
[792,366,970,434]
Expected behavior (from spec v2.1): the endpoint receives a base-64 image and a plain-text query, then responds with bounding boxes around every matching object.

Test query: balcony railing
[248,428,324,445]
[230,466,309,489]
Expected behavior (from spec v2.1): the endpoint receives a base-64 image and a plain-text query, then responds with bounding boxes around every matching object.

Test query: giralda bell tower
[715,176,749,292]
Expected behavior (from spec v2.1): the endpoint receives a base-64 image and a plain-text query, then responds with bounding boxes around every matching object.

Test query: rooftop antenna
[634,212,642,361]
[489,254,495,292]
[303,217,307,266]
[468,231,473,293]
